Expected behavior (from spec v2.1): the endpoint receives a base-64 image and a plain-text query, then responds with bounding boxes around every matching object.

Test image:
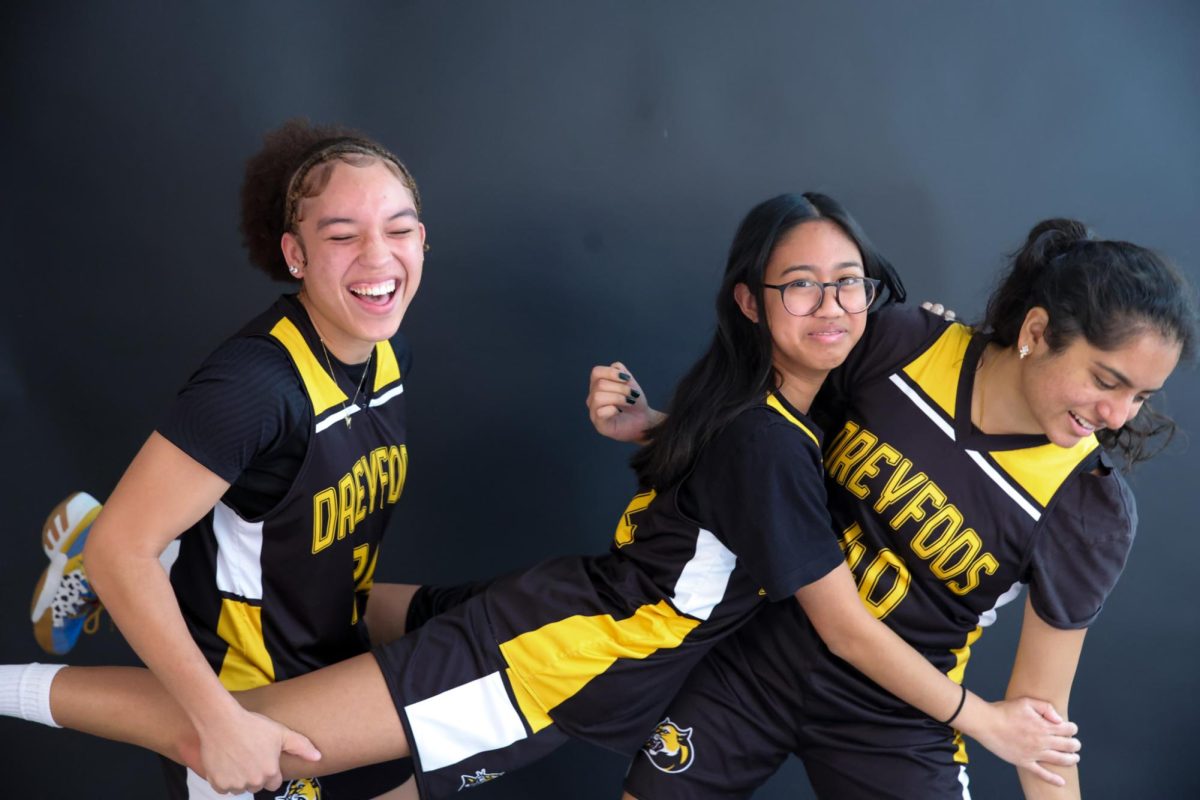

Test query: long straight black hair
[982,218,1198,465]
[632,193,905,490]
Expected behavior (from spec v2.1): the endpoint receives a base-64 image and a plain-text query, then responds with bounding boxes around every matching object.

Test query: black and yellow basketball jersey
[168,297,410,690]
[819,305,1135,677]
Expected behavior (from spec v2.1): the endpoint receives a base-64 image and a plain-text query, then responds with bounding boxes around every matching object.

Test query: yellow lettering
[337,473,356,540]
[826,430,879,495]
[839,522,867,571]
[363,452,380,514]
[846,443,901,498]
[948,552,999,595]
[872,459,928,514]
[890,482,946,529]
[823,421,860,466]
[910,505,962,558]
[858,548,911,620]
[352,456,368,526]
[312,488,337,554]
[932,530,982,581]
[370,447,389,511]
[386,445,407,504]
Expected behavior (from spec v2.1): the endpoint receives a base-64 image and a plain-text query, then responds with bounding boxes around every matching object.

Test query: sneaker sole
[32,492,102,653]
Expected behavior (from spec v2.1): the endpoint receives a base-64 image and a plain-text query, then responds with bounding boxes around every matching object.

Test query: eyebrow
[1096,362,1163,394]
[779,261,864,277]
[315,208,418,230]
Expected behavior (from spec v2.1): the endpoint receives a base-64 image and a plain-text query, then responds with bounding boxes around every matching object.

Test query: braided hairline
[282,136,422,232]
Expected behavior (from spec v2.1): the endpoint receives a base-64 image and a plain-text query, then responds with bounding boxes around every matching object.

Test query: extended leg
[46,652,409,779]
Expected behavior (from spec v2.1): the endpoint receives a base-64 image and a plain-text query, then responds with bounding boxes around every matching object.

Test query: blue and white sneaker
[31,492,104,655]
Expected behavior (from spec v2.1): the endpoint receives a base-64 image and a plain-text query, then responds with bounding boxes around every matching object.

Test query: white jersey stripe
[957,764,972,799]
[978,580,1025,628]
[315,404,359,433]
[670,528,737,621]
[888,374,957,439]
[889,374,1041,521]
[405,671,528,771]
[369,383,405,408]
[212,501,264,600]
[965,450,1041,521]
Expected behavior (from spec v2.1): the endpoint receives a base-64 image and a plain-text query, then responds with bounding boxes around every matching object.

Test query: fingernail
[626,396,637,405]
[616,407,624,414]
[630,389,641,399]
[618,372,631,381]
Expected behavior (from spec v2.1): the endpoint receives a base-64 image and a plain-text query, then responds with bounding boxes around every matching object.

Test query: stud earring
[1018,344,1030,359]
[288,264,299,276]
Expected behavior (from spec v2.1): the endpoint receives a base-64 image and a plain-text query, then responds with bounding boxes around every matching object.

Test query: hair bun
[1027,218,1092,264]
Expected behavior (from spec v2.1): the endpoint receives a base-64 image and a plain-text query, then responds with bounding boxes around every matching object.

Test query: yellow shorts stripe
[499,600,701,732]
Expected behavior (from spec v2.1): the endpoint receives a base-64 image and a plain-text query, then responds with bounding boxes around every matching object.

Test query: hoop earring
[1018,344,1030,359]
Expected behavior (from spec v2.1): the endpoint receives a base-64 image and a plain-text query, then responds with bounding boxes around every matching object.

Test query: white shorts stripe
[670,528,737,621]
[405,671,528,772]
[186,768,252,799]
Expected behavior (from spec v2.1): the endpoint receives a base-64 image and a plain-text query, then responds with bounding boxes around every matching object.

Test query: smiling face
[735,220,869,410]
[1017,312,1182,447]
[281,158,425,363]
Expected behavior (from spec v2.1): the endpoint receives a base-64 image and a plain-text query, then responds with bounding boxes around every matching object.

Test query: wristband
[942,684,967,726]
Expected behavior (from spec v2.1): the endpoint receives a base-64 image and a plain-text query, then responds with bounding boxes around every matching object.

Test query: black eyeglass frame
[760,277,881,317]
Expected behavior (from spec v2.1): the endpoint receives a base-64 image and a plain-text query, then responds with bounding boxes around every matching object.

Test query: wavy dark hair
[632,193,905,489]
[239,119,421,281]
[982,218,1198,465]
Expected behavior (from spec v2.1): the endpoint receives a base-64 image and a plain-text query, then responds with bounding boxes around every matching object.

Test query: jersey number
[350,542,379,625]
[839,522,911,619]
[614,490,656,548]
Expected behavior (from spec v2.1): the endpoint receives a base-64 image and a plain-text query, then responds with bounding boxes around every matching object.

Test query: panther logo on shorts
[641,718,695,773]
[275,777,322,800]
[459,768,504,790]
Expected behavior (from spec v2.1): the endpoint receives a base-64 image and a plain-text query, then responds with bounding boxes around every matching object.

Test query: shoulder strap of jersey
[765,393,820,448]
[899,322,973,420]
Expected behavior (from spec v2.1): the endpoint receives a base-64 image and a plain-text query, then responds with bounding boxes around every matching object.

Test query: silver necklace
[318,339,373,428]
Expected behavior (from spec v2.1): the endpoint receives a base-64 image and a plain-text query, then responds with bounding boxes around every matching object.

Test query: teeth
[350,279,396,297]
[1069,411,1097,431]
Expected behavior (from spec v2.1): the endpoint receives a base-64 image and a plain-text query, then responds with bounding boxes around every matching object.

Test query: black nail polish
[618,372,631,381]
[626,396,637,405]
[630,389,641,399]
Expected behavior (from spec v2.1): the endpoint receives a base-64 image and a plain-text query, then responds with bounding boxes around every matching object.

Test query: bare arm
[796,565,1080,785]
[83,432,318,793]
[1007,596,1086,798]
[364,583,422,646]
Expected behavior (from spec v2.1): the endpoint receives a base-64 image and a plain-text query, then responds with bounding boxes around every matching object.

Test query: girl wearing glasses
[592,218,1196,799]
[1,195,1079,798]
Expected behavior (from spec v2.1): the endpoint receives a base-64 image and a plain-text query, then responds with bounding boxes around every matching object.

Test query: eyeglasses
[761,276,880,317]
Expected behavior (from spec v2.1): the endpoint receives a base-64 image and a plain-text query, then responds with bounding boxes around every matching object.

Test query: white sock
[0,663,66,727]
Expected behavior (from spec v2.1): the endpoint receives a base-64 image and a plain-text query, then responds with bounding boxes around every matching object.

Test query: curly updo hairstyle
[239,119,422,281]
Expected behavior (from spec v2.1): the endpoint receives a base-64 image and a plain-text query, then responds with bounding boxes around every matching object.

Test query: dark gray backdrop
[2,2,1197,797]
